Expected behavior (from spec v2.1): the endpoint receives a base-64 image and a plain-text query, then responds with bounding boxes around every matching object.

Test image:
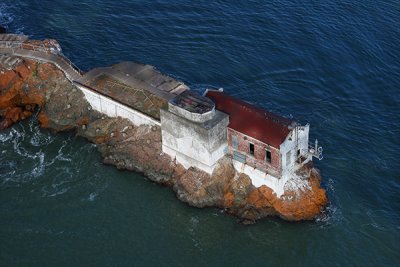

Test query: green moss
[32,62,40,78]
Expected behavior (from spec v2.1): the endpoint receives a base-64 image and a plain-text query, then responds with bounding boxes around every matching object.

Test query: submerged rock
[0,41,328,222]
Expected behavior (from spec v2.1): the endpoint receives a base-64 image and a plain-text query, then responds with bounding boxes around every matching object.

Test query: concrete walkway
[0,46,82,81]
[0,34,189,112]
[0,34,188,103]
[0,34,82,81]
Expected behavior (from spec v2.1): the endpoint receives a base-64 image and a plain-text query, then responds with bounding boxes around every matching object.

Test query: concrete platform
[77,61,189,102]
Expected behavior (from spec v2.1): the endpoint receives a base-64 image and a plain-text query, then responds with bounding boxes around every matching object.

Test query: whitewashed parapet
[74,83,160,127]
[168,102,215,123]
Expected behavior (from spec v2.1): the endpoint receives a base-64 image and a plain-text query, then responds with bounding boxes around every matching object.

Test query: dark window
[249,142,255,156]
[266,150,271,163]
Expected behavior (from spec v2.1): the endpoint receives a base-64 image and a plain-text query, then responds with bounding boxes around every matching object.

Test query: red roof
[206,90,293,148]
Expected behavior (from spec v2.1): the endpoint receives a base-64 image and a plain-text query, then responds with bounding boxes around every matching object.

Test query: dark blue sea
[1,1,399,266]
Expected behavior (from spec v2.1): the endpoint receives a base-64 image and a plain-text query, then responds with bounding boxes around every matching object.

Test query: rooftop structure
[168,90,216,123]
[205,89,293,148]
[161,91,228,174]
[170,90,215,114]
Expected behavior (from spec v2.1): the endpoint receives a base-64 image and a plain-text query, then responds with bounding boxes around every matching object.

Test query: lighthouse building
[160,89,322,195]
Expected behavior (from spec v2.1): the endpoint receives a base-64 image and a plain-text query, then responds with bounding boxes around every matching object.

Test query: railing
[308,139,323,160]
[0,40,22,48]
[58,53,83,76]
[230,148,282,177]
[0,41,83,77]
[233,150,246,163]
[0,41,58,53]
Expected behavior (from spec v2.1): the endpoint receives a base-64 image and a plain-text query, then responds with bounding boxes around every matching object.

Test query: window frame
[231,134,238,150]
[248,142,255,156]
[265,149,272,163]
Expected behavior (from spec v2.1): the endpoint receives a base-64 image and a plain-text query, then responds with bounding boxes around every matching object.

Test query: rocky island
[0,33,328,222]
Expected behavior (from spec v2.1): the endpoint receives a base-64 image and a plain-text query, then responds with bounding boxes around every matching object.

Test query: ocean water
[0,1,399,266]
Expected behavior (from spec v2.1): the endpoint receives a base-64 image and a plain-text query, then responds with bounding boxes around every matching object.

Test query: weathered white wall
[168,102,215,123]
[232,159,289,197]
[280,124,311,176]
[162,143,227,174]
[160,109,229,174]
[76,84,160,126]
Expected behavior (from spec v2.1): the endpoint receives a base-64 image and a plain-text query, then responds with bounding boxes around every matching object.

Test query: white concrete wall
[160,109,229,174]
[168,102,215,123]
[162,143,226,174]
[280,124,311,176]
[161,128,227,174]
[232,159,289,197]
[76,84,160,126]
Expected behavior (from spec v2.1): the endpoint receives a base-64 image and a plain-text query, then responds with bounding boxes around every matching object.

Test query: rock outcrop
[0,46,328,222]
[0,57,100,131]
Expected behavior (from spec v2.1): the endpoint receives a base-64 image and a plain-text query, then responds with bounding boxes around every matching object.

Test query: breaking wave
[0,117,108,200]
[314,178,343,228]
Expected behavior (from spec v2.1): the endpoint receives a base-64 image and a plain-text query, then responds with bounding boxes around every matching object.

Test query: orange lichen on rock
[0,69,17,89]
[273,170,328,221]
[94,135,110,144]
[243,168,328,221]
[0,74,21,109]
[246,185,275,209]
[15,61,32,80]
[37,111,49,128]
[0,55,83,130]
[0,58,48,127]
[224,191,235,207]
[76,117,91,126]
[0,107,32,129]
[21,39,61,53]
[38,61,59,81]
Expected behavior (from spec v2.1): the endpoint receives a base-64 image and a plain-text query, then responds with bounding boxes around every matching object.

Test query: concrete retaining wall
[232,159,289,197]
[76,84,160,126]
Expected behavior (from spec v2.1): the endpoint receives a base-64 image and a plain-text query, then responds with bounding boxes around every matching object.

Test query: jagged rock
[0,26,6,34]
[0,57,101,131]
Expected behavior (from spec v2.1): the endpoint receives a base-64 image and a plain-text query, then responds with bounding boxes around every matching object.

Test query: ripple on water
[0,3,24,33]
[0,3,14,26]
[1,125,49,186]
[1,0,400,265]
[188,216,203,251]
[88,192,98,201]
